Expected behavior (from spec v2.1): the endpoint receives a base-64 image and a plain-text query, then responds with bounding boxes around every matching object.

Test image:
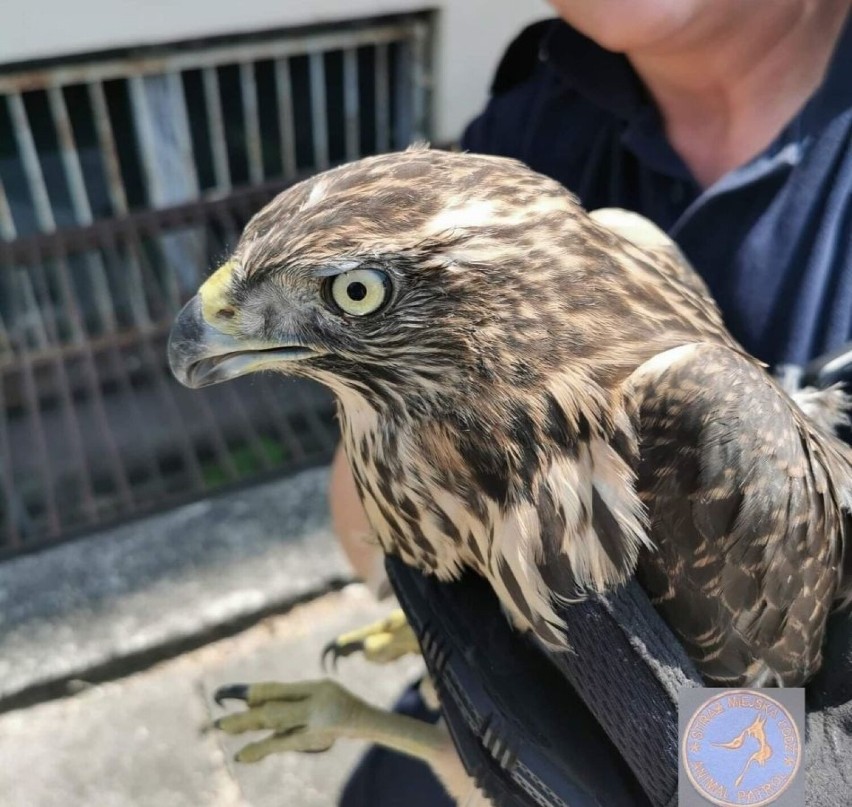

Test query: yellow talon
[322,609,420,668]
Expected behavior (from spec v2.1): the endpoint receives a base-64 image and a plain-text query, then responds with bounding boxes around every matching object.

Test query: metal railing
[0,14,433,553]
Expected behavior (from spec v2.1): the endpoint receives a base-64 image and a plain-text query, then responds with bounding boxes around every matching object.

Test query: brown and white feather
[193,148,852,686]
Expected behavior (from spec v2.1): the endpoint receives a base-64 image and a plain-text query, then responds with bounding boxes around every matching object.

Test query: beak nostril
[217,308,235,319]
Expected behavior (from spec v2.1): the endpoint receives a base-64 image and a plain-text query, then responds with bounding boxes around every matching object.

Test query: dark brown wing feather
[627,342,851,686]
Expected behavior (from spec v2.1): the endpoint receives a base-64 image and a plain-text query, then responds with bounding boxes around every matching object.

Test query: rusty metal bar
[0,15,429,552]
[47,85,116,334]
[7,93,56,232]
[103,337,167,500]
[0,370,22,546]
[410,22,430,143]
[127,75,165,206]
[167,70,201,196]
[23,240,98,524]
[152,232,185,315]
[273,58,297,178]
[0,176,17,241]
[0,178,294,264]
[375,43,390,153]
[17,269,49,349]
[11,334,60,537]
[0,23,421,93]
[87,80,130,215]
[256,375,308,463]
[46,86,93,223]
[0,321,169,377]
[122,224,208,490]
[123,243,153,330]
[342,47,360,162]
[49,234,135,512]
[0,309,11,361]
[309,52,329,170]
[202,66,232,192]
[240,62,264,185]
[97,230,168,496]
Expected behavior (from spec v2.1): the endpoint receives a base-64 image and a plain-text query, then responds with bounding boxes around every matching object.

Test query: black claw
[214,683,249,707]
[320,638,364,672]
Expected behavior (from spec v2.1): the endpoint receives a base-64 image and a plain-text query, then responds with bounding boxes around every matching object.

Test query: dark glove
[387,559,852,807]
[803,609,852,801]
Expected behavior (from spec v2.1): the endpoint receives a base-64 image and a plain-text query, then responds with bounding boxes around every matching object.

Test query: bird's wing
[626,341,852,685]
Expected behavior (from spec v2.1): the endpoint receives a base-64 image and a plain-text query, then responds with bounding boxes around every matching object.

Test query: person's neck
[627,1,849,188]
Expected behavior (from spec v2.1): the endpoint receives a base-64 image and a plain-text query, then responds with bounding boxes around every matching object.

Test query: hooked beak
[168,261,321,389]
[168,296,320,388]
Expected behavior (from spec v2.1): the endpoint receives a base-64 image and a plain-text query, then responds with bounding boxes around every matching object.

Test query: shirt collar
[539,21,646,121]
[539,21,690,179]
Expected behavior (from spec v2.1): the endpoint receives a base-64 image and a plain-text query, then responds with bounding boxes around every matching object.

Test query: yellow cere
[199,259,240,333]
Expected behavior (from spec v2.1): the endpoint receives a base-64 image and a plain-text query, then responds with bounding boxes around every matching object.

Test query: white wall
[2,0,549,142]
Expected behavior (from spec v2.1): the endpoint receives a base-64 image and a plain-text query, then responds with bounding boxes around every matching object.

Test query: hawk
[169,147,852,690]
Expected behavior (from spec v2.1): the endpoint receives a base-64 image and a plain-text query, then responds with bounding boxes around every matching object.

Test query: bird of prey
[170,147,852,694]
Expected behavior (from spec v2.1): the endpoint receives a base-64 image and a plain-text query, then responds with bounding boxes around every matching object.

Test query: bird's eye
[329,268,390,316]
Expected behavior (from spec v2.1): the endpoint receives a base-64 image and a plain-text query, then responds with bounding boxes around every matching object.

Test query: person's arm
[329,442,386,588]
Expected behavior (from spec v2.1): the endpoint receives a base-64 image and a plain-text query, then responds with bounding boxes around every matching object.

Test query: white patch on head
[302,178,330,211]
[427,196,572,238]
[429,195,574,267]
[427,200,498,234]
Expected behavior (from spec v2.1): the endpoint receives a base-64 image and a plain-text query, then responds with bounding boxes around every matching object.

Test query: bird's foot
[213,677,455,781]
[321,608,419,669]
[214,679,359,762]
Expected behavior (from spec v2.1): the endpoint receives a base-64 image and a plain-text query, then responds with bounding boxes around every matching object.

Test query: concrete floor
[0,467,424,807]
[0,585,424,807]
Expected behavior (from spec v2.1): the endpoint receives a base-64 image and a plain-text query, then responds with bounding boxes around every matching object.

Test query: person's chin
[547,0,703,54]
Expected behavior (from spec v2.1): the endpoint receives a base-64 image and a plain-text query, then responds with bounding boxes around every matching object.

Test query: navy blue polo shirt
[462,16,852,373]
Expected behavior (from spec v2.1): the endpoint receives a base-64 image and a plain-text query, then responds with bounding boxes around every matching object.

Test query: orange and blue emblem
[681,690,802,806]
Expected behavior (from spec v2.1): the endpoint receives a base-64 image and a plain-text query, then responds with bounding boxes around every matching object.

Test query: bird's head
[169,148,696,417]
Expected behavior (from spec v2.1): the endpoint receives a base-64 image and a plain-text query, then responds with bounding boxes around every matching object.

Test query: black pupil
[347,281,368,301]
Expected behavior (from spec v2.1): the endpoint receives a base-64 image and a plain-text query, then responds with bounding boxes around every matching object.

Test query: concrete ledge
[0,466,350,710]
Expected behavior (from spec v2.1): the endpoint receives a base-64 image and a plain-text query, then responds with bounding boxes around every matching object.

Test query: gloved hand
[387,559,852,807]
[803,609,852,800]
